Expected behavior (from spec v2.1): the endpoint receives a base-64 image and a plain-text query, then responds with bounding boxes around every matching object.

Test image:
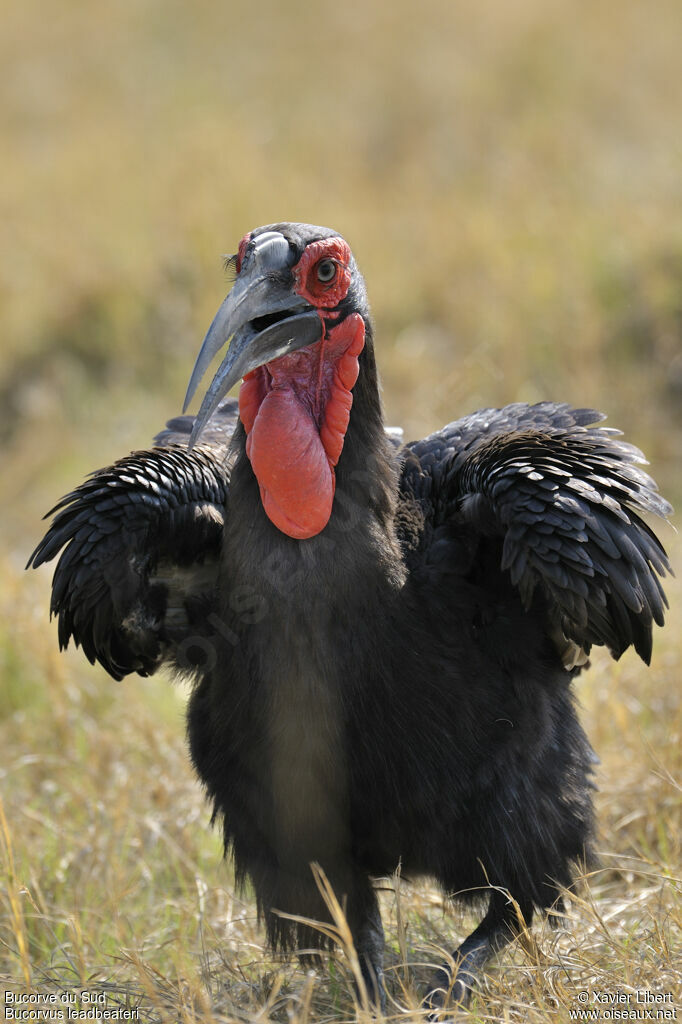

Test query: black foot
[353,887,387,1013]
[424,891,531,1017]
[358,960,386,1015]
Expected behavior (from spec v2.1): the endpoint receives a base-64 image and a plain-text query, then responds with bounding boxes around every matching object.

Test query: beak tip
[183,379,199,415]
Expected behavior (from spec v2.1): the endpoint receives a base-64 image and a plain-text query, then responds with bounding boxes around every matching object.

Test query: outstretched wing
[27,401,239,680]
[400,402,672,666]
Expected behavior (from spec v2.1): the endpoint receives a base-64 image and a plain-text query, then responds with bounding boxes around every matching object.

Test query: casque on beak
[183,231,322,448]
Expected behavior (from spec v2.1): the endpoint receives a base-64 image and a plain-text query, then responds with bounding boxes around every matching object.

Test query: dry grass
[2,551,681,1021]
[1,0,681,1019]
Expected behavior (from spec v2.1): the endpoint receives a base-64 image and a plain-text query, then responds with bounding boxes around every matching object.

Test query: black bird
[29,223,672,1014]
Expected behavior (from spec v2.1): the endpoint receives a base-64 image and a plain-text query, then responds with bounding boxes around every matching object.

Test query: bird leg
[425,890,531,1017]
[352,890,386,1013]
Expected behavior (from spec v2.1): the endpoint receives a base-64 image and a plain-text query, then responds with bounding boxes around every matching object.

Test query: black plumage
[28,223,672,1014]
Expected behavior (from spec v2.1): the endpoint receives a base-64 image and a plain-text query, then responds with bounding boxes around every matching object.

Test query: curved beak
[183,232,322,448]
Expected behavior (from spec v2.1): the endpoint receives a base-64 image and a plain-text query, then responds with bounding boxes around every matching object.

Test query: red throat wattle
[239,311,365,539]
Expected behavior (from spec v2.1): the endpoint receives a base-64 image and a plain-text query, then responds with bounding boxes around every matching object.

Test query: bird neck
[331,330,398,540]
[224,325,405,605]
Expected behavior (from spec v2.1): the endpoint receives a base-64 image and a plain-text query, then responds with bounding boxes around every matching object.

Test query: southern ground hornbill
[29,223,672,1014]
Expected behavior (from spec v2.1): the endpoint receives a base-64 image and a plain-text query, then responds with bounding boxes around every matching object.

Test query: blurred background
[2,0,682,550]
[2,0,680,1015]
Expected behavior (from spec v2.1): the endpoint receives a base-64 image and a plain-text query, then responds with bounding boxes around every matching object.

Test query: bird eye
[316,259,337,284]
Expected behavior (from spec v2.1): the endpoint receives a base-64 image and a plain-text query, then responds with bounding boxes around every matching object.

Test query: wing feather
[400,403,672,666]
[28,425,233,680]
[153,397,241,452]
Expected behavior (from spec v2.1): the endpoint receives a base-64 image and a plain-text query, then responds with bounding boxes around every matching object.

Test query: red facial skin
[237,237,365,539]
[291,237,353,309]
[235,233,250,274]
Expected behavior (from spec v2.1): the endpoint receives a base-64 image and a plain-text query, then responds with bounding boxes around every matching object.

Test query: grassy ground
[1,0,681,1020]
[3,556,681,1021]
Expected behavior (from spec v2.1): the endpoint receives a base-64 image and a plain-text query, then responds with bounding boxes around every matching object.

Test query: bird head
[184,223,372,540]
